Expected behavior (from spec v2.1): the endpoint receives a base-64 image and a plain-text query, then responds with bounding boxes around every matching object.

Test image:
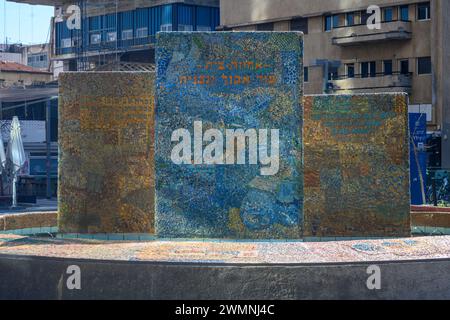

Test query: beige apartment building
[0,61,53,87]
[219,0,450,166]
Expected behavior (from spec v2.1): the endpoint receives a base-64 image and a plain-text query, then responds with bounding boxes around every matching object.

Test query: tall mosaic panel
[303,94,411,237]
[155,32,304,239]
[58,72,155,234]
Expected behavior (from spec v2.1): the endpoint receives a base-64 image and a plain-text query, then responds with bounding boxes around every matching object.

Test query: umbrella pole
[12,173,17,208]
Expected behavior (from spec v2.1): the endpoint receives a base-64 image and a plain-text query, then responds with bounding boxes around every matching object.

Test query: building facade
[9,0,219,70]
[22,43,64,79]
[219,0,449,147]
[3,0,215,71]
[7,0,450,168]
[1,43,64,80]
[0,85,59,198]
[0,61,53,87]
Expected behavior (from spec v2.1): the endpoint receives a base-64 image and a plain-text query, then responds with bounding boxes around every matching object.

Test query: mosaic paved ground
[1,235,450,264]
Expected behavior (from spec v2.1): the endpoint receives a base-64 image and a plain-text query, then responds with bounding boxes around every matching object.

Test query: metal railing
[426,169,450,207]
[332,18,412,30]
[55,35,157,56]
[330,71,413,81]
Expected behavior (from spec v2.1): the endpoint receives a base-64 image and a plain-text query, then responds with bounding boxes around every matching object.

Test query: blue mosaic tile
[155,32,304,239]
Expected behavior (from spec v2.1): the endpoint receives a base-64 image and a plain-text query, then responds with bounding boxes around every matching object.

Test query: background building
[0,44,23,64]
[0,60,53,87]
[219,0,450,168]
[3,0,220,203]
[1,43,63,80]
[0,85,58,198]
[5,0,450,197]
[22,43,64,78]
[9,0,220,71]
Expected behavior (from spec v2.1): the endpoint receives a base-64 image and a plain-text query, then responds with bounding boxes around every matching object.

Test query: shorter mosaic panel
[303,94,411,237]
[58,72,155,234]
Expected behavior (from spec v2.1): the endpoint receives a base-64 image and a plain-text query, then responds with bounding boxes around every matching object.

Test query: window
[61,38,72,48]
[384,7,394,22]
[160,24,172,32]
[400,59,409,75]
[30,158,58,176]
[325,15,332,31]
[90,33,101,44]
[178,24,193,32]
[107,32,117,42]
[346,63,355,78]
[332,15,340,28]
[369,61,376,77]
[122,29,133,40]
[362,62,368,77]
[256,23,274,31]
[325,14,339,31]
[400,5,409,21]
[304,67,309,82]
[136,27,148,38]
[328,66,339,81]
[417,57,431,75]
[417,2,431,21]
[346,12,355,26]
[353,11,362,25]
[197,25,211,31]
[361,11,371,25]
[72,37,81,47]
[290,17,308,34]
[383,60,393,75]
[361,61,376,78]
[27,53,48,68]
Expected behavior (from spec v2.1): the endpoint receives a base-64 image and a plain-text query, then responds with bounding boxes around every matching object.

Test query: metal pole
[46,100,52,199]
[12,174,17,208]
[0,99,3,197]
[432,175,438,207]
[323,63,329,94]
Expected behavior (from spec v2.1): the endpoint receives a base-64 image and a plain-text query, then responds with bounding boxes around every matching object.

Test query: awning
[0,86,58,104]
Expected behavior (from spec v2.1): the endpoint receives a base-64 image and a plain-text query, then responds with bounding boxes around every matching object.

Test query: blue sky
[1,0,54,45]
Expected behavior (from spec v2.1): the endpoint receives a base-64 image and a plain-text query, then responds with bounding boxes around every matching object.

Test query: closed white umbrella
[7,117,26,208]
[0,130,6,197]
[0,132,6,173]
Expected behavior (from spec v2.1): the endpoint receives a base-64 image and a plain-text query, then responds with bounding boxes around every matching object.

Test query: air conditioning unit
[55,7,64,22]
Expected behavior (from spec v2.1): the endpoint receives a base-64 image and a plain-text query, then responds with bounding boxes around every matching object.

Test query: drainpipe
[46,100,52,199]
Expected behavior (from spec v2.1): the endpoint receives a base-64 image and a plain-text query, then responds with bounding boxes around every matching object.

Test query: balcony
[54,35,157,59]
[332,20,412,46]
[329,72,412,94]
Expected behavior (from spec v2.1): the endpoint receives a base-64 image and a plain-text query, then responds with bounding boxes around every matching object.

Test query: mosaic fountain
[1,32,450,299]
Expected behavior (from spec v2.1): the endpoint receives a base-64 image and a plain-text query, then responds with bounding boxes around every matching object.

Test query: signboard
[409,113,427,205]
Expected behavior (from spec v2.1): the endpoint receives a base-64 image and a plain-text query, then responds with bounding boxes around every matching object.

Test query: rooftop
[0,84,58,103]
[0,61,52,75]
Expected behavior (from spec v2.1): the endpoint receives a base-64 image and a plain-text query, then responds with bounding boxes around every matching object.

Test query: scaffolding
[73,0,121,71]
[52,0,219,71]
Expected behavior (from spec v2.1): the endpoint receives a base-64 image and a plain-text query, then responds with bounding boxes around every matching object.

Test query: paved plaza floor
[1,234,450,264]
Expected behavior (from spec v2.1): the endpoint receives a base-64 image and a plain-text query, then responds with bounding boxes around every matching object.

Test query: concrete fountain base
[1,234,450,299]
